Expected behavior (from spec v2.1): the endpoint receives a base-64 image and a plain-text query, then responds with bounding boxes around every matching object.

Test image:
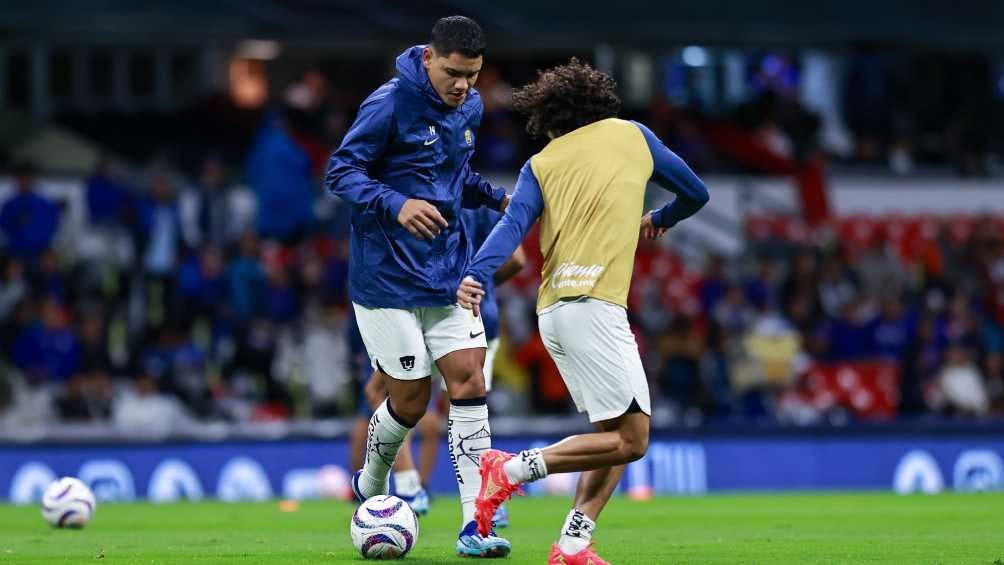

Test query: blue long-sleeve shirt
[0,190,60,264]
[325,45,506,308]
[465,120,708,295]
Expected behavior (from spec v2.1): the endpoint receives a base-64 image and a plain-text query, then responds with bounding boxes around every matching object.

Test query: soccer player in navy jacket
[325,16,511,557]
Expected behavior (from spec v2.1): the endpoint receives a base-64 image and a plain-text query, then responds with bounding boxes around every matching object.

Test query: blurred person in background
[180,154,257,250]
[900,315,944,415]
[933,342,990,416]
[868,296,916,361]
[178,245,228,324]
[227,232,267,326]
[0,162,61,268]
[659,315,705,421]
[138,172,183,330]
[224,317,292,420]
[85,157,134,228]
[244,110,316,245]
[10,296,81,389]
[112,365,196,438]
[0,258,27,328]
[57,305,114,421]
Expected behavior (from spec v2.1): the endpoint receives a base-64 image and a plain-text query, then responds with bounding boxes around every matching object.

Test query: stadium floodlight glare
[237,40,282,61]
[681,46,709,67]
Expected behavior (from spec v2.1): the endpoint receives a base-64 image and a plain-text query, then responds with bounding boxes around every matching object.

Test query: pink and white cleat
[547,542,611,565]
[474,449,523,537]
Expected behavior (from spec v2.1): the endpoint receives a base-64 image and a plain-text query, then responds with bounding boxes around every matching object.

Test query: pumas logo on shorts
[399,356,416,371]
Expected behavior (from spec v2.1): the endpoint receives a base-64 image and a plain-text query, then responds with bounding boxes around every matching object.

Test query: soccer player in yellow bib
[456,59,709,565]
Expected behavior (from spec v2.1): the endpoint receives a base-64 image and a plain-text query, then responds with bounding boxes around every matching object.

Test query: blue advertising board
[2,436,1002,504]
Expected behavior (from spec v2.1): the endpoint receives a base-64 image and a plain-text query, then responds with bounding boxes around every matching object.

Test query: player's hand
[457,276,485,317]
[641,211,668,240]
[398,199,449,240]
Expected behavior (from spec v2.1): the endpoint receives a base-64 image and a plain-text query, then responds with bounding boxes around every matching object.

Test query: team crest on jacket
[464,129,473,145]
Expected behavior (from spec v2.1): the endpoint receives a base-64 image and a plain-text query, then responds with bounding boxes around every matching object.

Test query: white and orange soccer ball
[350,495,419,559]
[41,477,96,528]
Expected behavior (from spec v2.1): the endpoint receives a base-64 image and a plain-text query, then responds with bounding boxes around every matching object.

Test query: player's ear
[422,47,434,71]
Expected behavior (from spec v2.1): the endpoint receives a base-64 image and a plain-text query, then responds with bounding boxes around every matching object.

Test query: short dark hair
[430,16,485,58]
[511,58,621,139]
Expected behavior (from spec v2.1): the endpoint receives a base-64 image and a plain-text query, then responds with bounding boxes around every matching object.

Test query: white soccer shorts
[538,298,652,422]
[353,303,488,380]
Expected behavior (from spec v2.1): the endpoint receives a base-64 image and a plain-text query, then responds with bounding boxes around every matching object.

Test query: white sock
[503,448,548,484]
[447,398,491,527]
[393,469,422,497]
[359,399,412,498]
[557,508,595,554]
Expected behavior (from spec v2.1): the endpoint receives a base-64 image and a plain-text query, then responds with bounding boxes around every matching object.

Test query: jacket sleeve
[460,98,507,211]
[631,121,710,228]
[464,159,543,285]
[460,164,507,211]
[325,92,409,222]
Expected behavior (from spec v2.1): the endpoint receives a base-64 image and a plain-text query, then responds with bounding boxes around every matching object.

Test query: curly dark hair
[511,58,621,139]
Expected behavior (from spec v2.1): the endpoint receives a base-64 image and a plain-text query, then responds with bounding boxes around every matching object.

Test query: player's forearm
[651,190,708,229]
[631,120,710,228]
[649,158,709,228]
[466,164,543,284]
[325,159,408,221]
[493,246,526,285]
[460,167,507,211]
[466,216,526,286]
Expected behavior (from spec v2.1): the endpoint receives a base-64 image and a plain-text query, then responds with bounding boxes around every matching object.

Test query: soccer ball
[41,477,96,528]
[350,495,419,559]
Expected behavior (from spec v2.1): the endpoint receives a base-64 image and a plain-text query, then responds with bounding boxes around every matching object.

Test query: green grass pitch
[1,493,1003,564]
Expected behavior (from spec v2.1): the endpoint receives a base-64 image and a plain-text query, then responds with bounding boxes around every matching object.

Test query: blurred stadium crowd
[1,48,1004,432]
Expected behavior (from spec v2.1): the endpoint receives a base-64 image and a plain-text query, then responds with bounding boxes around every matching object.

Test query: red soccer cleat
[475,449,523,537]
[547,542,611,565]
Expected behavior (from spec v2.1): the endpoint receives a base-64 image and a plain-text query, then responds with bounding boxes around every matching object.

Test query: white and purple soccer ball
[350,495,418,559]
[41,477,96,528]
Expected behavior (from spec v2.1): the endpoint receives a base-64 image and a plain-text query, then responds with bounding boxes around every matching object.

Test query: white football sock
[447,398,491,527]
[503,448,548,484]
[557,508,595,555]
[359,399,412,498]
[393,469,422,497]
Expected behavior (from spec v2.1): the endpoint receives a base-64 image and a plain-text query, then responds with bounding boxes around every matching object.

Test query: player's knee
[445,365,486,399]
[394,400,428,426]
[618,430,649,463]
[389,391,430,426]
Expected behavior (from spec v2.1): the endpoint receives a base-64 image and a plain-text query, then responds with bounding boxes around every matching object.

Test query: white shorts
[353,303,487,380]
[538,298,651,423]
[484,337,500,391]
